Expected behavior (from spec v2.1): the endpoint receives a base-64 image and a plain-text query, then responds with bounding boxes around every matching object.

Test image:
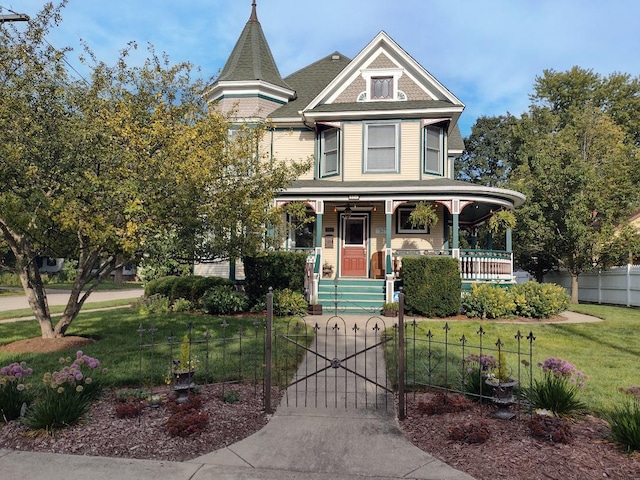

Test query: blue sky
[7,0,640,137]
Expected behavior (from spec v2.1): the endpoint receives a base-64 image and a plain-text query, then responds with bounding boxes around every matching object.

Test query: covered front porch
[278,180,525,306]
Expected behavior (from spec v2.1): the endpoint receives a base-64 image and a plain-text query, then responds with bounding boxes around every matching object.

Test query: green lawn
[397,304,640,415]
[0,306,305,391]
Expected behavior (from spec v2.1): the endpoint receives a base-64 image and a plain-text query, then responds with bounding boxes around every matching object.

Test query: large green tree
[0,2,308,337]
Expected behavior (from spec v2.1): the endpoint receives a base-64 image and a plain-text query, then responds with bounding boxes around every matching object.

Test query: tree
[0,3,309,337]
[511,106,640,302]
[456,114,520,187]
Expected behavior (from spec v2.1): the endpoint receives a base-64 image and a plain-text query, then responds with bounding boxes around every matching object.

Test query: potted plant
[170,333,199,403]
[322,262,333,278]
[485,352,518,419]
[381,302,399,317]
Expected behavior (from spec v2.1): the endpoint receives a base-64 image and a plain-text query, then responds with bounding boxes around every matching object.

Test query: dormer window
[358,69,406,102]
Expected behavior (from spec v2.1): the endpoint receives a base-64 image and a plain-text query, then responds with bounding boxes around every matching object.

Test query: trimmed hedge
[145,275,233,303]
[402,257,461,317]
[243,252,307,304]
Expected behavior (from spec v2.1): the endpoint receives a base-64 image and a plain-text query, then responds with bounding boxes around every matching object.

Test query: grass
[391,304,640,416]
[0,306,307,391]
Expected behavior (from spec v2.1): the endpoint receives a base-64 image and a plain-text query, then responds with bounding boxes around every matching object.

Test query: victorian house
[197,1,525,311]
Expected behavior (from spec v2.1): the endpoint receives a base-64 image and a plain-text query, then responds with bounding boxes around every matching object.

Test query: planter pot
[486,379,518,419]
[173,370,196,403]
[382,309,398,317]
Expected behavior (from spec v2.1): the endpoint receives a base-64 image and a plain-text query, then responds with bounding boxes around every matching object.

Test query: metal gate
[271,312,395,411]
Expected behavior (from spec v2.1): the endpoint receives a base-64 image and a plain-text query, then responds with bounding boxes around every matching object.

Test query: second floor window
[320,128,339,177]
[365,123,399,172]
[424,126,443,175]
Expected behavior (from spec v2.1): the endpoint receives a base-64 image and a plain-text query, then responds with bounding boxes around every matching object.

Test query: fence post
[627,263,632,308]
[398,290,406,420]
[265,288,273,414]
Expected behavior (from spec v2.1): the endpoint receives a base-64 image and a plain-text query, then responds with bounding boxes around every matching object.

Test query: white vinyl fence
[544,264,640,307]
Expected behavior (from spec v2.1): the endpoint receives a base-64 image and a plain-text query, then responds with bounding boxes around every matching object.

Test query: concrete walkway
[0,288,144,312]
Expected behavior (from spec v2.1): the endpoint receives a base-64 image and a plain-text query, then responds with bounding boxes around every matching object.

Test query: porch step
[317,279,386,315]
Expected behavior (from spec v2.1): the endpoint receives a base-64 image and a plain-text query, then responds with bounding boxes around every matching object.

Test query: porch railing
[392,248,514,282]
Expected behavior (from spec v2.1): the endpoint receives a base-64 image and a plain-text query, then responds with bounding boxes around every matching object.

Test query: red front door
[341,214,367,277]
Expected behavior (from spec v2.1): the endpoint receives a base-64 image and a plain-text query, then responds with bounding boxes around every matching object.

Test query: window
[371,76,393,99]
[320,128,339,177]
[397,206,431,234]
[365,123,399,172]
[424,126,443,175]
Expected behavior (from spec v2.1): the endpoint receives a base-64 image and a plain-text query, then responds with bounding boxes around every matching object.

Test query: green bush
[243,252,307,305]
[402,257,461,317]
[272,288,308,317]
[135,294,171,315]
[510,282,569,318]
[607,398,640,452]
[462,282,569,319]
[201,286,248,315]
[144,276,178,298]
[191,276,234,304]
[462,283,514,319]
[0,361,34,421]
[170,276,199,302]
[0,272,21,287]
[172,298,192,313]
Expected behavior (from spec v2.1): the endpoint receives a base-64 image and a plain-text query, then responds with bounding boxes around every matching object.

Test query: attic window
[372,77,393,99]
[359,69,406,102]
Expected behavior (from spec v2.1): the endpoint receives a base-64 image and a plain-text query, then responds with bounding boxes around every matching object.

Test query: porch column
[443,209,449,250]
[486,232,493,250]
[506,227,512,253]
[452,212,459,250]
[385,200,394,303]
[312,201,324,302]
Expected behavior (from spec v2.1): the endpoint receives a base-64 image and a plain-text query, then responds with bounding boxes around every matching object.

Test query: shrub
[243,252,307,305]
[522,358,587,417]
[448,420,490,444]
[114,400,145,418]
[461,354,496,400]
[201,286,248,315]
[144,276,177,298]
[273,288,307,316]
[135,294,171,315]
[462,283,514,319]
[25,351,106,430]
[607,398,640,452]
[172,298,192,313]
[166,396,208,437]
[191,276,234,304]
[528,413,572,443]
[170,276,199,302]
[0,361,34,421]
[222,390,240,404]
[402,257,461,317]
[416,392,472,415]
[510,282,569,318]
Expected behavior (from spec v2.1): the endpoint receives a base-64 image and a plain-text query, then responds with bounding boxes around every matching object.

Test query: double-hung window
[365,123,399,172]
[320,128,339,177]
[424,125,443,175]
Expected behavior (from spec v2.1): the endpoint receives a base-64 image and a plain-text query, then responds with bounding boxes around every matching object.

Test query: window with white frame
[424,125,443,175]
[320,128,339,177]
[365,123,399,172]
[397,206,431,234]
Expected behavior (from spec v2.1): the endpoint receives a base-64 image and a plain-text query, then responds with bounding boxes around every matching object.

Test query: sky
[6,0,640,137]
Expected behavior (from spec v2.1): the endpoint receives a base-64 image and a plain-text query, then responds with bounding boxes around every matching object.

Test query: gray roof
[270,52,351,118]
[449,124,464,151]
[214,3,291,91]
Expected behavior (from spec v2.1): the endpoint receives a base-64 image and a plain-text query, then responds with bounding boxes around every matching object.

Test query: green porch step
[317,279,386,314]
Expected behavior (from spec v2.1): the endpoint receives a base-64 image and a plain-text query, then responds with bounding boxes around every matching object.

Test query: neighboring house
[197,1,525,309]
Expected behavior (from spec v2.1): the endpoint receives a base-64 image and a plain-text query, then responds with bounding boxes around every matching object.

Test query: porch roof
[279,179,526,208]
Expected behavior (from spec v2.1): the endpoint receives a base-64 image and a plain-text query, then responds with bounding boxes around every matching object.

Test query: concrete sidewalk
[0,288,144,312]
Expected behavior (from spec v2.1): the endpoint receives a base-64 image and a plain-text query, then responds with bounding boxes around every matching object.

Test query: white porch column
[385,199,395,303]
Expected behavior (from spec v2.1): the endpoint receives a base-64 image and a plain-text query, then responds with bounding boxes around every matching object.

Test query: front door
[341,214,367,277]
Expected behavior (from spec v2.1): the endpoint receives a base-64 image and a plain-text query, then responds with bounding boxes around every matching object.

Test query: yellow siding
[343,120,422,181]
[271,129,315,179]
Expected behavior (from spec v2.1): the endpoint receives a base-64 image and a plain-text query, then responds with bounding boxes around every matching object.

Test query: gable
[305,31,463,111]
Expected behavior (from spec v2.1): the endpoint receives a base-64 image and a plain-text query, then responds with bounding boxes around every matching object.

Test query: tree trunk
[0,220,56,337]
[570,272,580,304]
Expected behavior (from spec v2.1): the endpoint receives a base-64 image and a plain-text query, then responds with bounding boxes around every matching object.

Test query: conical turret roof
[216,1,291,91]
